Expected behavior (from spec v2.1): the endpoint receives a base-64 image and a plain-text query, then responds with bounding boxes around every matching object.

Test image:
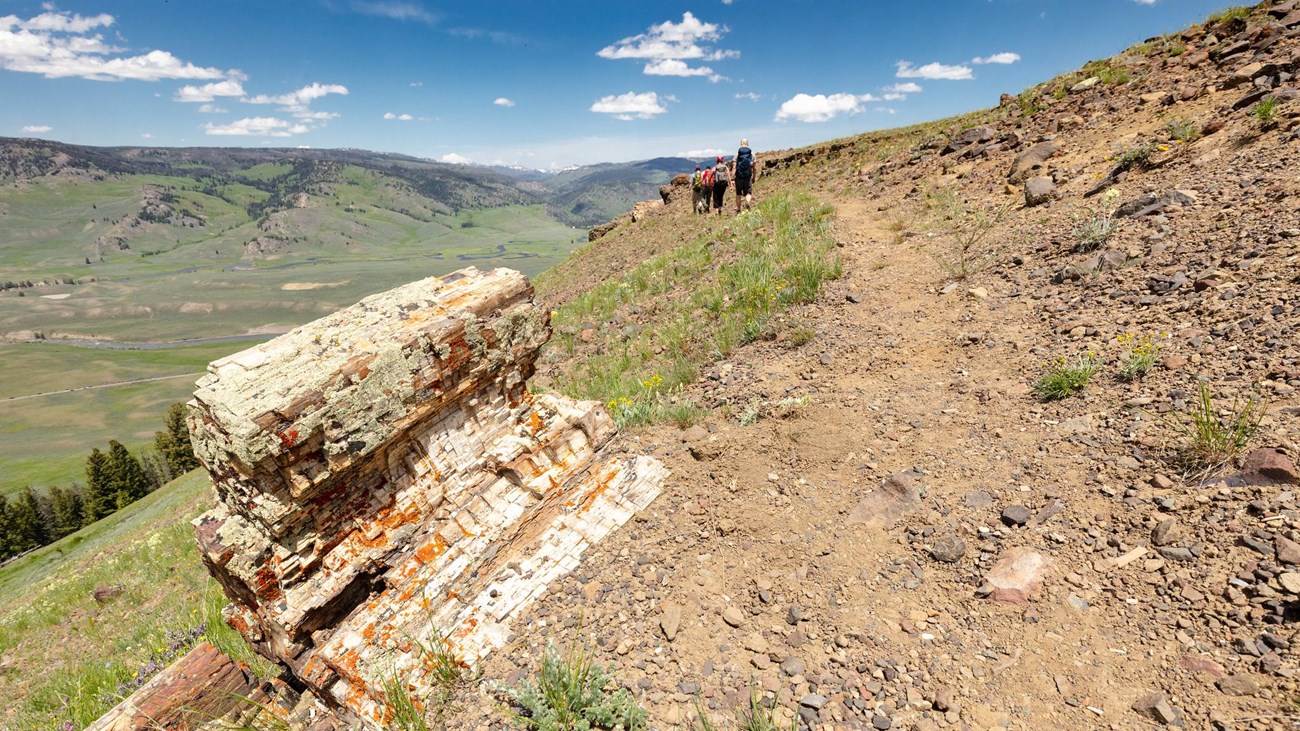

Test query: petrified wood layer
[185,266,667,727]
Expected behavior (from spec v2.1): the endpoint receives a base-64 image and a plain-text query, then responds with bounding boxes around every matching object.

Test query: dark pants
[735,173,752,198]
[712,182,726,209]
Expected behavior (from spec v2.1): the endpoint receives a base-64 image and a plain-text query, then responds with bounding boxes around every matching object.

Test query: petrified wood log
[186,266,667,727]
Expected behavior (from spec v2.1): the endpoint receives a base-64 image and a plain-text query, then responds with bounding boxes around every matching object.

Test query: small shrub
[1116,331,1163,381]
[1111,142,1157,171]
[1251,97,1279,124]
[1165,118,1201,144]
[1169,382,1264,471]
[1072,189,1120,253]
[690,689,794,731]
[1033,352,1102,401]
[1082,59,1132,86]
[1167,43,1186,57]
[505,642,647,731]
[739,398,762,427]
[928,191,1014,280]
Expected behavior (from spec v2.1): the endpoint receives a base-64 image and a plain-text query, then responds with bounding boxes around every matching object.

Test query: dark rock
[1000,505,1032,527]
[930,534,967,563]
[1115,190,1197,218]
[943,125,996,155]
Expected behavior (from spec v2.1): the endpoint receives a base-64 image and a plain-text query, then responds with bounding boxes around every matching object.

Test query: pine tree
[154,403,199,476]
[84,447,114,523]
[0,495,12,560]
[107,440,149,508]
[8,487,48,554]
[49,486,85,540]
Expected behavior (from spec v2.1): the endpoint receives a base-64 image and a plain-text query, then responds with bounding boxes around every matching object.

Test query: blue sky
[3,0,1235,168]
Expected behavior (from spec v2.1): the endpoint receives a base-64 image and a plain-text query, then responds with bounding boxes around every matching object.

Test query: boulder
[1070,77,1100,93]
[1024,176,1056,207]
[1008,141,1060,183]
[943,125,996,155]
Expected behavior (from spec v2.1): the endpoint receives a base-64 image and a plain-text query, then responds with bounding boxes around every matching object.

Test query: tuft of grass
[1081,58,1132,86]
[1169,382,1264,473]
[788,326,815,347]
[1165,118,1201,144]
[383,675,432,731]
[690,689,795,731]
[1111,142,1158,171]
[1072,189,1120,253]
[1033,352,1102,401]
[1115,332,1163,382]
[1207,6,1251,25]
[503,641,647,731]
[1251,97,1279,124]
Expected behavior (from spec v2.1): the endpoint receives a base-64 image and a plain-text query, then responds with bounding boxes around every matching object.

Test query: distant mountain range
[0,137,699,228]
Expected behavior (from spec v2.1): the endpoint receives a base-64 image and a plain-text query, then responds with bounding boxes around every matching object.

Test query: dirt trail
[456,189,1268,730]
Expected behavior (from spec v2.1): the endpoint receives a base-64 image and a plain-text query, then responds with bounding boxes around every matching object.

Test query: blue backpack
[735,147,753,176]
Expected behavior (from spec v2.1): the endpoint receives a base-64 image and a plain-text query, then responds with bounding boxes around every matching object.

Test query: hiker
[699,163,715,215]
[690,165,707,214]
[711,155,729,215]
[734,138,755,213]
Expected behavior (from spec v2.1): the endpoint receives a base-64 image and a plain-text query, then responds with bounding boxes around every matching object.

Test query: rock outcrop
[176,266,665,727]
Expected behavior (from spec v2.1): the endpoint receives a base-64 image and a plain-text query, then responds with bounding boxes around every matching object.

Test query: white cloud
[493,97,515,107]
[598,12,736,80]
[591,91,668,120]
[350,1,439,24]
[1133,0,1157,4]
[197,103,227,113]
[972,52,1021,65]
[895,61,973,80]
[21,124,52,133]
[883,82,922,94]
[0,10,236,81]
[774,93,880,123]
[440,153,472,164]
[383,112,414,120]
[735,92,763,101]
[409,81,423,87]
[140,132,152,139]
[244,82,348,120]
[174,79,245,102]
[677,148,726,158]
[203,117,310,137]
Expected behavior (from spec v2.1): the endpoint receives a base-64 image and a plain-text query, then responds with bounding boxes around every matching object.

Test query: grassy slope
[0,470,227,731]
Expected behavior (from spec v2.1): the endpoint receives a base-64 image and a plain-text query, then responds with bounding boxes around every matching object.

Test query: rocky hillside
[445,3,1300,730]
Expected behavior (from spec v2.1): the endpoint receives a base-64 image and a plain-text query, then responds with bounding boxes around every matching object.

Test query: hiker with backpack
[710,155,729,216]
[734,138,755,213]
[690,165,707,214]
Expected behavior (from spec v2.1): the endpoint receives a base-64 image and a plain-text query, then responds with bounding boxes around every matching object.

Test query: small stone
[871,715,892,730]
[819,352,833,366]
[1276,536,1300,565]
[786,605,804,626]
[780,657,805,677]
[1132,691,1184,726]
[800,694,828,710]
[932,687,954,712]
[1216,674,1259,696]
[1000,505,1031,527]
[1278,572,1300,594]
[930,534,966,563]
[980,547,1052,604]
[660,604,682,641]
[1024,176,1056,207]
[968,287,989,300]
[722,606,744,628]
[1158,546,1196,562]
[846,293,862,304]
[1152,518,1179,547]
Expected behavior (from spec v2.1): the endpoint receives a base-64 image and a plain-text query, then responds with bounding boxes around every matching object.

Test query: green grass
[1032,353,1102,401]
[0,342,241,497]
[1207,6,1251,24]
[0,470,268,730]
[1169,382,1264,472]
[1251,97,1279,124]
[543,190,839,428]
